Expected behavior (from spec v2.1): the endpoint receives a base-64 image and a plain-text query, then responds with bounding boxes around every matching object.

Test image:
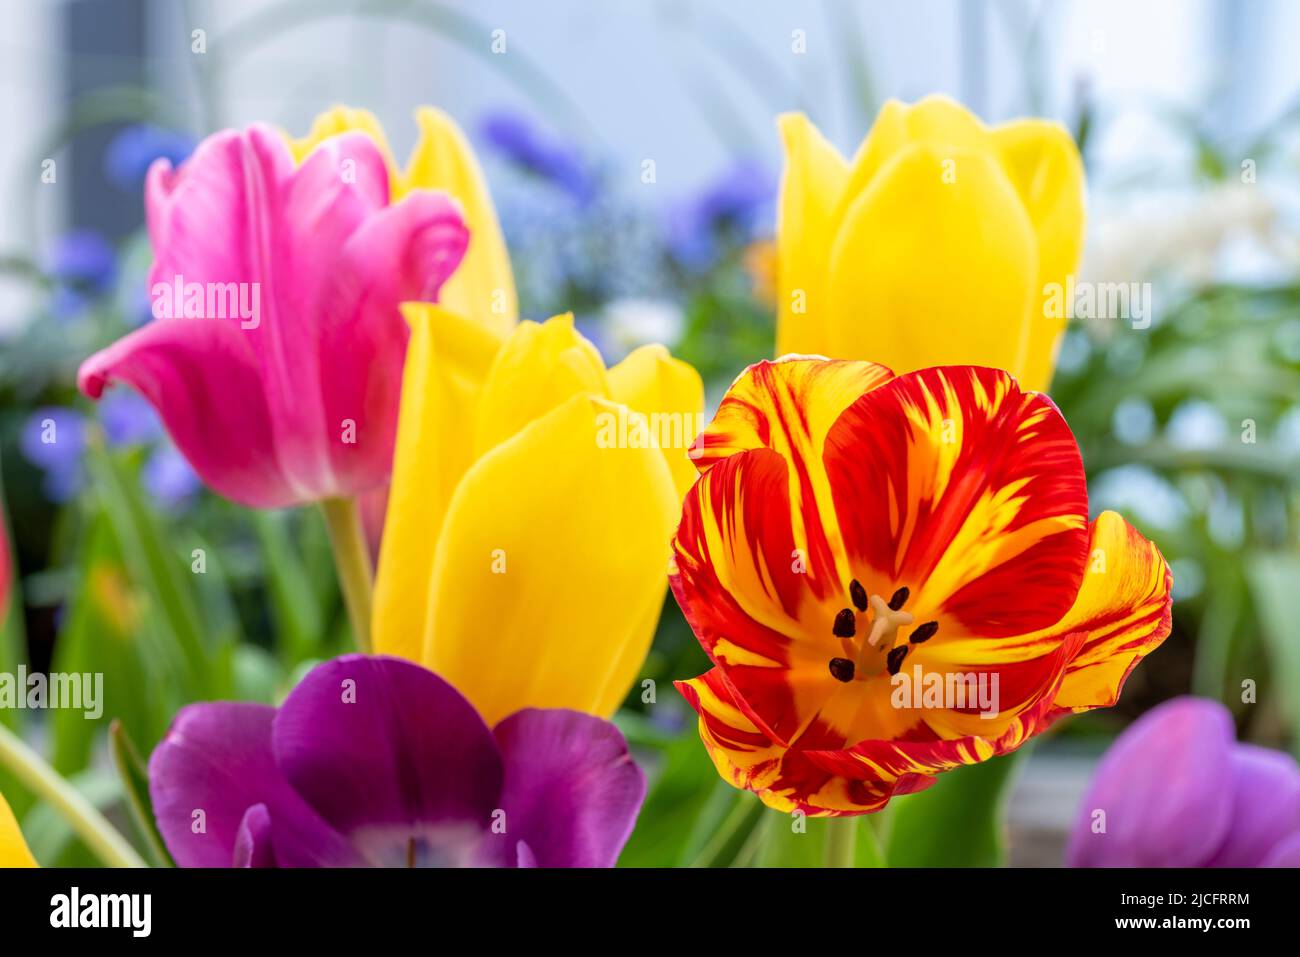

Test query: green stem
[824,816,859,868]
[320,497,374,654]
[0,722,146,868]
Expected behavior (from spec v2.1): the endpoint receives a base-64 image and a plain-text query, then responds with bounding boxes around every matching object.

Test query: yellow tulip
[776,95,1086,393]
[291,105,517,337]
[372,308,704,725]
[0,789,36,867]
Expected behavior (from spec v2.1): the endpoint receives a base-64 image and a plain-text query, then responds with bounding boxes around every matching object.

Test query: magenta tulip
[78,124,469,508]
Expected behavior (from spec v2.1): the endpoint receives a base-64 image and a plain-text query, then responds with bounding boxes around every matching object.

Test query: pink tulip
[78,125,469,508]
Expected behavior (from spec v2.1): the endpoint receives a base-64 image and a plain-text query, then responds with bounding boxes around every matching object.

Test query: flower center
[826,579,940,682]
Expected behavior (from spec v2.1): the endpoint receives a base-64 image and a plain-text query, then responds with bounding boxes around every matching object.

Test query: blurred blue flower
[105,124,196,191]
[142,444,200,510]
[668,159,774,269]
[20,407,88,503]
[480,110,595,204]
[99,390,163,446]
[19,395,194,508]
[46,229,117,296]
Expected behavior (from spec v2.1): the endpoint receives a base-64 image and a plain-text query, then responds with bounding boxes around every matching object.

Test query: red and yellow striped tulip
[672,357,1172,816]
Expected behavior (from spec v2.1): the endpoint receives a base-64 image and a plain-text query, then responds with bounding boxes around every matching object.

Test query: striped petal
[693,357,894,593]
[824,365,1088,638]
[1049,511,1173,711]
[671,448,839,746]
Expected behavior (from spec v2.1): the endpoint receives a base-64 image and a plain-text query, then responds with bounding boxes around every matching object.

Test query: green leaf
[618,730,728,867]
[84,439,230,699]
[683,785,765,868]
[108,720,173,867]
[1247,555,1300,756]
[253,510,324,665]
[884,751,1024,867]
[20,768,121,868]
[51,511,169,773]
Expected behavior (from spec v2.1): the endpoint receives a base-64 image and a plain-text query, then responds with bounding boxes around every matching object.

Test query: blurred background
[1,0,1299,866]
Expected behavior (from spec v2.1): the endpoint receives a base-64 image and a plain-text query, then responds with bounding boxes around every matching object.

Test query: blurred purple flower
[99,390,163,446]
[45,229,117,314]
[20,408,87,502]
[20,397,195,507]
[480,110,595,204]
[142,444,201,509]
[105,124,196,191]
[668,159,774,269]
[1067,696,1300,867]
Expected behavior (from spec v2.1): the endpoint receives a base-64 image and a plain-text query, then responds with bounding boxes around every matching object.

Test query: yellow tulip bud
[776,95,1086,394]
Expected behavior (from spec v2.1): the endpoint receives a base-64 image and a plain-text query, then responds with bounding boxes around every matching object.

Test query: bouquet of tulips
[1,93,1295,873]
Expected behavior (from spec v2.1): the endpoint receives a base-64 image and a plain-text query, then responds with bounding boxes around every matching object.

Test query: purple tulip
[1067,696,1300,867]
[148,654,647,867]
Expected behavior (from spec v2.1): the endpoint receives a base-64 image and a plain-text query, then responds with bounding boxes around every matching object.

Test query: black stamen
[888,586,910,611]
[832,608,856,638]
[849,579,868,612]
[886,646,908,676]
[909,621,939,644]
[828,657,856,682]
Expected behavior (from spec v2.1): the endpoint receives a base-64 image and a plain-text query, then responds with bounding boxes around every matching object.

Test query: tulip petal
[78,320,299,507]
[991,119,1086,391]
[672,448,837,746]
[372,304,506,662]
[824,365,1089,638]
[0,789,36,867]
[489,708,646,867]
[774,113,850,356]
[1261,830,1300,867]
[473,314,610,457]
[315,188,469,493]
[1066,697,1235,867]
[425,395,677,725]
[675,669,791,801]
[607,343,706,500]
[149,701,358,867]
[801,646,1076,813]
[833,95,991,223]
[825,143,1043,388]
[693,357,894,593]
[1206,744,1300,867]
[233,803,275,868]
[1038,512,1172,710]
[273,655,502,867]
[403,107,517,335]
[289,105,398,180]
